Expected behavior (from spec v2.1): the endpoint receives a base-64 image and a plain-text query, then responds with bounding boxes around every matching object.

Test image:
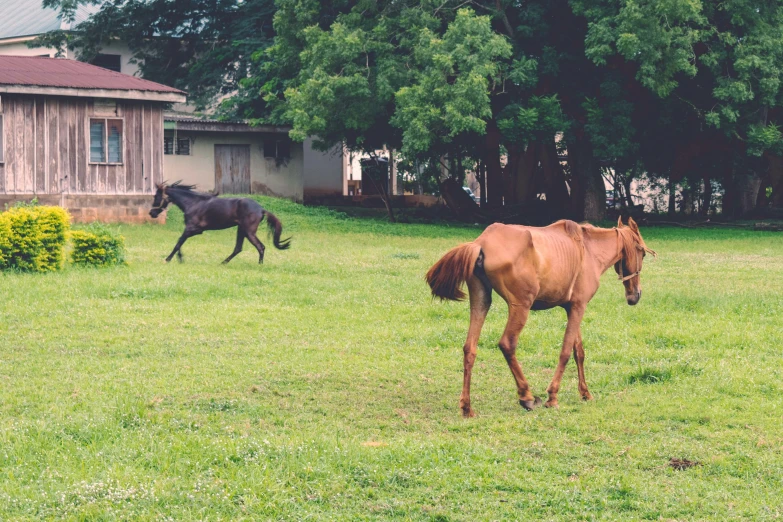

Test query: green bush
[0,205,70,272]
[70,223,127,267]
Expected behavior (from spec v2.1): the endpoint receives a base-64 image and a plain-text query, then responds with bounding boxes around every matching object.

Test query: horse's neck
[583,227,622,275]
[167,190,199,212]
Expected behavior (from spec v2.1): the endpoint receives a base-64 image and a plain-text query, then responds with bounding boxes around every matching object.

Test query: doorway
[215,144,251,193]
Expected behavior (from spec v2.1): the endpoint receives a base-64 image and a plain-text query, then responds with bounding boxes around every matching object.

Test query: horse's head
[149,183,169,218]
[614,216,656,306]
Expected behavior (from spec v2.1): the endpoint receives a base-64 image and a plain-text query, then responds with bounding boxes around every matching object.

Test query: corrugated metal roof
[0,55,184,93]
[163,112,290,133]
[0,0,99,40]
[164,113,245,124]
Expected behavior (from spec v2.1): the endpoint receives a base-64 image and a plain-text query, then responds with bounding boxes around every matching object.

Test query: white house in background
[0,0,345,203]
[164,114,343,202]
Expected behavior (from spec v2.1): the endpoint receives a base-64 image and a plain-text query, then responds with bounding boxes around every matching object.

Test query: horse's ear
[617,216,624,228]
[628,216,639,232]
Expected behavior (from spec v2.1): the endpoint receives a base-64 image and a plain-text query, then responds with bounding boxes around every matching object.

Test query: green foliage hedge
[0,204,70,272]
[70,223,126,267]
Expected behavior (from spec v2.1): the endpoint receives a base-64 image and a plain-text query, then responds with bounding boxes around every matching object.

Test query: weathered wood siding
[0,94,164,195]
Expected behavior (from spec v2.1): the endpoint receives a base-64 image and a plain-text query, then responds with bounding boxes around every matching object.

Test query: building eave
[0,35,40,44]
[0,85,186,103]
[165,120,291,134]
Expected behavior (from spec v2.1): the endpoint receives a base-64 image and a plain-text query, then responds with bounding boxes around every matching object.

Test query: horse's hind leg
[460,276,492,418]
[222,228,245,264]
[572,329,593,401]
[243,221,266,263]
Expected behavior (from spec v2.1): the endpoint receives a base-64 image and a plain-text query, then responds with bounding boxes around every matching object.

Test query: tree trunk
[679,185,690,215]
[724,167,762,218]
[700,176,712,216]
[737,173,763,216]
[769,154,783,207]
[668,176,677,216]
[504,144,537,206]
[539,139,571,216]
[478,160,487,206]
[568,136,605,221]
[623,175,634,208]
[484,120,504,208]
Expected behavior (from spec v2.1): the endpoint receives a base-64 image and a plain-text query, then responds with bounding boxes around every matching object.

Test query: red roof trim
[0,55,185,94]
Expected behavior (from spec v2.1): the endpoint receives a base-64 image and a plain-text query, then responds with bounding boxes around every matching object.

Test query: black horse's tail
[265,211,292,250]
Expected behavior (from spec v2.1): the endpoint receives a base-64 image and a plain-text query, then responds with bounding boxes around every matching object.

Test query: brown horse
[426,217,655,417]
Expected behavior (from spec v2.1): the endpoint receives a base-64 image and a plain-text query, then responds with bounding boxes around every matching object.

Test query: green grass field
[1,198,782,520]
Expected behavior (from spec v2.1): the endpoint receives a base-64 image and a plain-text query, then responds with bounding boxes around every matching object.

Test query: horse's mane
[616,224,655,260]
[164,181,217,199]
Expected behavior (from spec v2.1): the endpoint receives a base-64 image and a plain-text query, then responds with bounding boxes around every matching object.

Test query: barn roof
[0,0,99,40]
[0,56,186,103]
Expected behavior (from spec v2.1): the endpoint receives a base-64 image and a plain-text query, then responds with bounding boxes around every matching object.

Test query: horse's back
[475,221,584,304]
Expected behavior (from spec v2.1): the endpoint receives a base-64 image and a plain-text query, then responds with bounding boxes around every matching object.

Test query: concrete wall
[0,39,59,58]
[302,138,343,199]
[163,131,305,201]
[0,194,163,224]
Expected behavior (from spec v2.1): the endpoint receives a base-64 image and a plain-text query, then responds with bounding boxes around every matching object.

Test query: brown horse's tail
[265,211,292,250]
[425,243,482,301]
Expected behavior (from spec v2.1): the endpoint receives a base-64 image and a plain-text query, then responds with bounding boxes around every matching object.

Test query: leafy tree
[45,0,783,218]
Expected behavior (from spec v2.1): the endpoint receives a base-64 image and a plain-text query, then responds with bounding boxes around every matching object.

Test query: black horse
[149,182,291,264]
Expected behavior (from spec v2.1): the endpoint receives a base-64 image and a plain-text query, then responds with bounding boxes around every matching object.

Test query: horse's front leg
[546,303,585,408]
[166,229,197,263]
[498,302,541,410]
[572,330,593,401]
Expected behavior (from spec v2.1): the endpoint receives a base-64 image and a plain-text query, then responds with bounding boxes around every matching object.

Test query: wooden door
[215,145,251,194]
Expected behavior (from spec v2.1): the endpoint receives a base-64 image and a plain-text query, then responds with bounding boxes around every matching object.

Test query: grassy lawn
[1,197,782,520]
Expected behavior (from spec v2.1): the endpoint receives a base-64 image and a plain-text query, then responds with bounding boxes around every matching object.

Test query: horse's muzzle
[626,289,641,306]
[149,208,162,218]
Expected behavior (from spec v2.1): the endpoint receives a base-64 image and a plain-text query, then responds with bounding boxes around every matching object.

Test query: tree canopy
[43,0,783,219]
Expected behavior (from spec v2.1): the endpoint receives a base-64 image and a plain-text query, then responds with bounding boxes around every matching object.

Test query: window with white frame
[90,118,123,164]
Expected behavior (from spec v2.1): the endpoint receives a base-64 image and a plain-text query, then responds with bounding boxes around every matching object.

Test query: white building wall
[163,131,305,201]
[302,138,343,199]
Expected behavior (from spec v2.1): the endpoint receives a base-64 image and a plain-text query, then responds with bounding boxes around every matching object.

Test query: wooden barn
[0,55,185,222]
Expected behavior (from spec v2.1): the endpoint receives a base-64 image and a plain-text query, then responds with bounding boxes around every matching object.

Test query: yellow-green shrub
[0,205,70,272]
[70,223,126,267]
[0,213,11,269]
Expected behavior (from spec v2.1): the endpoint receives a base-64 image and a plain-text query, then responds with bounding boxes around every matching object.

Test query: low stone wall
[0,195,165,224]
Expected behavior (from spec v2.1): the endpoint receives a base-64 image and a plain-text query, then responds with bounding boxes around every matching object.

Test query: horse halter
[151,188,170,212]
[616,228,657,282]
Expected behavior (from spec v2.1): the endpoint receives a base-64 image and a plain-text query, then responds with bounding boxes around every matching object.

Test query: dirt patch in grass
[669,458,701,470]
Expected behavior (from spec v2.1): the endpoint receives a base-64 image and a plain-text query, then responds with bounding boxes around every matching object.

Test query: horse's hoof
[462,408,476,418]
[520,396,543,411]
[581,392,593,401]
[545,400,559,409]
